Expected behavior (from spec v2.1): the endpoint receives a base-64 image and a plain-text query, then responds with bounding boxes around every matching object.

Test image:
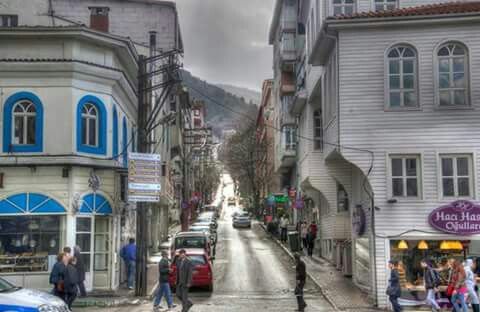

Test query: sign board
[128,152,161,202]
[429,200,480,235]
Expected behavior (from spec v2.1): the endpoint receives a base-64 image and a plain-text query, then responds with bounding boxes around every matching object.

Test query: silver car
[232,213,251,228]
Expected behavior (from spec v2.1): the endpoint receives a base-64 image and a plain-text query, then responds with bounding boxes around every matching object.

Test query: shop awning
[80,193,113,215]
[0,193,66,215]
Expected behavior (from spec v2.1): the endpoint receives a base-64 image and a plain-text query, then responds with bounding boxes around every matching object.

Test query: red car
[169,248,214,292]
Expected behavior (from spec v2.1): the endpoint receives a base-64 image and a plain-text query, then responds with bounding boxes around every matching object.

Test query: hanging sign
[429,200,480,235]
[128,152,162,202]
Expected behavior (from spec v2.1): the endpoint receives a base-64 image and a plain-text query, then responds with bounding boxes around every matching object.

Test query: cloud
[174,0,275,90]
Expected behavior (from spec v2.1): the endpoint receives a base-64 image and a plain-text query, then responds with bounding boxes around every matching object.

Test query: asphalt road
[77,205,333,312]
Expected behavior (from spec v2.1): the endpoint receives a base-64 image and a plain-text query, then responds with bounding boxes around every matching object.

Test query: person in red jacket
[308,221,317,239]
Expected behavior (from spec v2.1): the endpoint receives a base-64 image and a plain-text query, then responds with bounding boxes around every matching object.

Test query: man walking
[120,238,136,290]
[280,214,288,243]
[154,251,176,310]
[294,253,307,312]
[421,259,441,312]
[176,249,193,312]
[387,260,402,312]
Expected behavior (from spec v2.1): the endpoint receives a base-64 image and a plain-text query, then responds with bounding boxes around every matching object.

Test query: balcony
[280,95,295,125]
[280,71,295,94]
[276,125,296,171]
[290,57,308,115]
[280,32,296,68]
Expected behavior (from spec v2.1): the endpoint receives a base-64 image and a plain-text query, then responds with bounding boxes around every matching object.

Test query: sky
[174,0,275,91]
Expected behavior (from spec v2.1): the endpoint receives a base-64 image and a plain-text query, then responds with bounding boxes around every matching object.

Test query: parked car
[228,197,236,206]
[233,213,252,229]
[171,232,211,259]
[189,224,217,246]
[169,248,213,292]
[0,277,70,311]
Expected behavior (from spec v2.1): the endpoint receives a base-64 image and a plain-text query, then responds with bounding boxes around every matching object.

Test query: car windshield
[175,237,206,249]
[0,278,17,292]
[190,227,209,232]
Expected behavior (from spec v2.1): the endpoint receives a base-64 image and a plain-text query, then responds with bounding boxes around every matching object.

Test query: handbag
[56,280,65,292]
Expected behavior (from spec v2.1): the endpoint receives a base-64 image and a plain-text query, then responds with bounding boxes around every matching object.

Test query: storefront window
[390,239,480,303]
[0,215,64,272]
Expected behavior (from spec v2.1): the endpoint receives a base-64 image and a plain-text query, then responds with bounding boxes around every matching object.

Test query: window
[333,0,355,15]
[337,184,349,212]
[313,109,323,150]
[0,15,18,27]
[89,7,109,16]
[112,106,119,160]
[283,126,297,150]
[324,51,337,123]
[81,103,98,147]
[3,92,44,153]
[122,117,128,167]
[13,101,36,145]
[387,45,417,108]
[76,95,107,155]
[440,155,473,198]
[375,0,397,11]
[437,43,469,107]
[390,155,420,198]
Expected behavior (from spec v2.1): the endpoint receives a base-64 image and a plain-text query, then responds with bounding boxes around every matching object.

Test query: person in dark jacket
[74,245,87,297]
[421,259,441,312]
[64,257,79,309]
[306,231,315,257]
[153,251,176,310]
[387,260,402,312]
[294,253,307,312]
[176,249,193,312]
[49,252,67,300]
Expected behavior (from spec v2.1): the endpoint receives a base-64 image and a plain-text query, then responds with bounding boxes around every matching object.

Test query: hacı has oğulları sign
[428,200,480,235]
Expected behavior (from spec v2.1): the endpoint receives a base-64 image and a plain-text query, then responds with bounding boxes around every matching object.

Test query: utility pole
[134,37,182,296]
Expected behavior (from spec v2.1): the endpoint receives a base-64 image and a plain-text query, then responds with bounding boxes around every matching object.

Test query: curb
[259,224,340,311]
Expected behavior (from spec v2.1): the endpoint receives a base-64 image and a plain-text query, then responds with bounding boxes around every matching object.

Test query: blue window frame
[112,106,119,160]
[76,95,107,155]
[3,91,44,153]
[131,126,136,153]
[0,192,66,215]
[122,117,128,167]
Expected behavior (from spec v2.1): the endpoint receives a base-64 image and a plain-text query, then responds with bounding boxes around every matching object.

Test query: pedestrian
[49,252,66,300]
[280,214,288,243]
[386,260,402,312]
[465,259,479,312]
[308,221,318,240]
[153,250,176,311]
[421,259,441,312]
[450,260,468,312]
[74,245,87,297]
[306,230,315,257]
[64,256,79,309]
[63,246,72,260]
[176,249,193,312]
[300,221,308,250]
[294,253,307,312]
[120,238,136,290]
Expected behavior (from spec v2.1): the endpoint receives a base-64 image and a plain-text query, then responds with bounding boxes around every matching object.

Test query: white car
[0,277,70,312]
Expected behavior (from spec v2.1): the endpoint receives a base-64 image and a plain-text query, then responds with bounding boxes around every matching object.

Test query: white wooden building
[296,0,480,308]
[0,26,138,292]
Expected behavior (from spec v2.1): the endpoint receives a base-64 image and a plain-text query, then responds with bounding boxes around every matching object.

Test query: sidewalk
[260,223,377,312]
[73,222,181,308]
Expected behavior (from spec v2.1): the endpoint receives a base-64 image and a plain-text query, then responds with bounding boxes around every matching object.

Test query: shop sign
[352,205,366,237]
[429,200,480,235]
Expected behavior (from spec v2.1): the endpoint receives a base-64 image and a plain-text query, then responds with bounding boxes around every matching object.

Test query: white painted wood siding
[337,21,480,307]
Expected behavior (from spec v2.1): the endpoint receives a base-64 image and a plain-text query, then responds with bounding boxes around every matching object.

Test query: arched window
[76,95,107,155]
[3,91,44,153]
[81,103,98,147]
[437,42,469,107]
[313,109,323,151]
[112,106,118,160]
[386,45,417,108]
[13,101,36,145]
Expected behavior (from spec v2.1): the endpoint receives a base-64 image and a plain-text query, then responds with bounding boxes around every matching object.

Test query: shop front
[389,200,480,307]
[0,193,67,290]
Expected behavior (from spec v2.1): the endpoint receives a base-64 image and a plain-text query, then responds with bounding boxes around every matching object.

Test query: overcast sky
[174,0,275,91]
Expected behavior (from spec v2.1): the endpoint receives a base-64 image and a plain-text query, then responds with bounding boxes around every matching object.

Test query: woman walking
[49,252,66,300]
[74,246,87,297]
[465,259,480,312]
[64,256,79,309]
[421,259,441,312]
[450,260,468,312]
[305,230,315,257]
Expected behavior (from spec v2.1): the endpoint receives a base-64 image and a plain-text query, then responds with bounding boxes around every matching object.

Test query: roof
[330,1,480,20]
[174,231,208,237]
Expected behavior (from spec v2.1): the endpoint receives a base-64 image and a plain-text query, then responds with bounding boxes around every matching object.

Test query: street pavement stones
[260,224,379,312]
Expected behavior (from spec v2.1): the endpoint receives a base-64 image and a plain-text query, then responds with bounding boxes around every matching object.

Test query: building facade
[0,26,138,291]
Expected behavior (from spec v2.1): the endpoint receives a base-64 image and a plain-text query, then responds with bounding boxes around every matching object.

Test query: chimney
[89,7,110,32]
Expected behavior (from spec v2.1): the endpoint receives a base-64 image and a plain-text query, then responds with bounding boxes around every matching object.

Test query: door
[76,217,93,290]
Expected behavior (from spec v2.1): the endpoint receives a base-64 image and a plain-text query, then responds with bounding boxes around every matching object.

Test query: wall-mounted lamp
[387,198,398,204]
